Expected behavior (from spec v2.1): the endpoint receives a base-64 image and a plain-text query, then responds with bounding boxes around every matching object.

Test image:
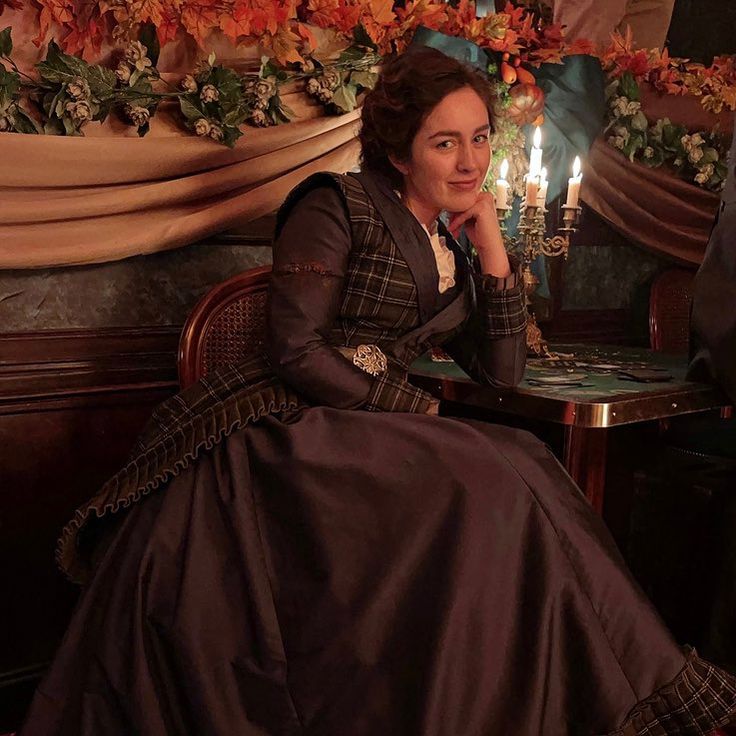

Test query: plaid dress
[25,172,736,736]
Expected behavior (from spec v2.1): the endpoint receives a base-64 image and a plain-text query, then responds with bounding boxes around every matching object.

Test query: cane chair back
[178,265,272,389]
[649,268,695,354]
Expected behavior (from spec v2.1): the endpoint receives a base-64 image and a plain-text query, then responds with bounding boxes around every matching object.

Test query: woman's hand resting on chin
[446,191,512,279]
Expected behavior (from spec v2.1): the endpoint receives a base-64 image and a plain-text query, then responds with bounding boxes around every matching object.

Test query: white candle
[525,175,539,208]
[565,156,583,208]
[529,126,543,179]
[537,167,549,208]
[495,159,510,210]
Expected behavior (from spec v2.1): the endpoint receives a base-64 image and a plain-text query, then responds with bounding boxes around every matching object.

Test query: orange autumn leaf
[63,19,106,60]
[156,4,181,44]
[365,0,394,27]
[180,0,220,46]
[567,37,597,57]
[268,24,303,64]
[220,14,251,42]
[306,0,359,35]
[395,0,447,33]
[296,21,316,51]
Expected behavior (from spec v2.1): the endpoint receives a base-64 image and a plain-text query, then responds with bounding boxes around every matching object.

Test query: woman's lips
[448,179,478,191]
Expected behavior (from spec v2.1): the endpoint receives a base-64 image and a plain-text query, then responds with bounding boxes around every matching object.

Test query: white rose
[193,118,211,136]
[688,147,704,164]
[200,84,220,103]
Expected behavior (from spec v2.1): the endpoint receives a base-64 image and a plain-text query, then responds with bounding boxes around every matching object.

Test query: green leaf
[352,24,377,51]
[9,106,40,134]
[277,99,295,120]
[332,83,357,113]
[0,26,12,57]
[701,146,719,164]
[85,64,117,98]
[349,70,378,90]
[662,122,686,150]
[139,23,160,67]
[62,115,79,136]
[0,65,19,91]
[338,45,369,63]
[179,96,203,121]
[631,111,648,132]
[222,126,243,148]
[128,68,143,88]
[223,106,247,126]
[43,117,64,135]
[618,71,640,102]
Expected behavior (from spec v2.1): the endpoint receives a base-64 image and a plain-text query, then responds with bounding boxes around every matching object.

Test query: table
[410,343,730,512]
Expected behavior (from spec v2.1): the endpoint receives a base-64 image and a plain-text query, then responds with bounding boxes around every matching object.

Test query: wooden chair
[648,267,696,354]
[178,265,272,389]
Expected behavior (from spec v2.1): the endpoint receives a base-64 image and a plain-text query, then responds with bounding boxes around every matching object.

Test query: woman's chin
[443,191,480,213]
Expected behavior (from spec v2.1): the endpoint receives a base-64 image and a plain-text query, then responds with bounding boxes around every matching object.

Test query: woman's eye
[436,140,455,150]
[474,134,489,144]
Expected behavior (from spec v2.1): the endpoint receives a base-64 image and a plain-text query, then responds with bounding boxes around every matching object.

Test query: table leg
[563,426,608,513]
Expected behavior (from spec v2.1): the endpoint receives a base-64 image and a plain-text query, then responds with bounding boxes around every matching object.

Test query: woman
[22,47,736,736]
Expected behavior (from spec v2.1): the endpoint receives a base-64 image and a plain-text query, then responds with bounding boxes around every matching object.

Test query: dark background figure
[667,0,736,64]
[689,122,736,406]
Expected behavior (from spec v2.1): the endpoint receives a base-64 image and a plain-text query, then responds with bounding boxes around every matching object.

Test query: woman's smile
[448,178,480,192]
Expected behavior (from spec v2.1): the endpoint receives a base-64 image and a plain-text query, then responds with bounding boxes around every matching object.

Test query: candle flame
[533,126,542,149]
[500,159,509,179]
[573,156,581,178]
[540,166,547,182]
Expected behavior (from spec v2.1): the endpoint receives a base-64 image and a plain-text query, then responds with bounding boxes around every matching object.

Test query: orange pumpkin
[506,83,545,126]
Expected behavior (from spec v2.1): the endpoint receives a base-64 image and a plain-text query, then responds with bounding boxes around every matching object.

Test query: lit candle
[525,174,539,208]
[529,126,543,179]
[565,156,583,208]
[495,159,510,210]
[537,167,549,208]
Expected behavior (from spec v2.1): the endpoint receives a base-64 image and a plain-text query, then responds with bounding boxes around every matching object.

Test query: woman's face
[393,86,492,224]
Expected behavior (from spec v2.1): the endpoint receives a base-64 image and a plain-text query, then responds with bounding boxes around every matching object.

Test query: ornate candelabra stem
[497,202,582,356]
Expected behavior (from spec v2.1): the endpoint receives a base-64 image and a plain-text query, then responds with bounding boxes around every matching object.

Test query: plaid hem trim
[602,648,736,736]
[365,370,433,413]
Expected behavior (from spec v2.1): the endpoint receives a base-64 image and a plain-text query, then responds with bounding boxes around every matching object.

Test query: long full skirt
[21,408,736,735]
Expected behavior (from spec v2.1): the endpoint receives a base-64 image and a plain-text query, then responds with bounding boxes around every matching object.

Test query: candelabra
[497,201,582,356]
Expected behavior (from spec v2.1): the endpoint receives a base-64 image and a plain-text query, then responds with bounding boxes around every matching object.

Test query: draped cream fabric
[0,5,361,269]
[0,110,361,268]
[549,0,675,50]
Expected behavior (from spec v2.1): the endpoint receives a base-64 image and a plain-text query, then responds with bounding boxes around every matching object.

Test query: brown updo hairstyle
[359,45,497,189]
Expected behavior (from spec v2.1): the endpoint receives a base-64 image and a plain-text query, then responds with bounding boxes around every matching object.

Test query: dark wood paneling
[546,308,630,345]
[0,327,180,731]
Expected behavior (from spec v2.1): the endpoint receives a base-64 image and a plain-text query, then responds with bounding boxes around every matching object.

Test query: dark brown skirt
[21,408,736,735]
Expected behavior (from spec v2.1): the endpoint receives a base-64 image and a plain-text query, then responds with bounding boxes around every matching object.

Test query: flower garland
[604,71,731,192]
[0,1,572,154]
[27,0,591,65]
[602,27,736,115]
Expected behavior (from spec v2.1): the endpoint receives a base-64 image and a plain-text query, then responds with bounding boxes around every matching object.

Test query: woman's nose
[456,142,476,172]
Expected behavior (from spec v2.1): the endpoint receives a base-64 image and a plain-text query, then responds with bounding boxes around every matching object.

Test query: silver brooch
[352,344,388,377]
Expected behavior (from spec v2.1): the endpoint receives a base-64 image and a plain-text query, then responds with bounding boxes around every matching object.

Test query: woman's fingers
[446,208,476,236]
[447,193,496,237]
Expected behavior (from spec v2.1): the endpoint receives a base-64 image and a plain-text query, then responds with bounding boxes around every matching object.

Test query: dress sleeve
[442,254,528,388]
[267,185,434,413]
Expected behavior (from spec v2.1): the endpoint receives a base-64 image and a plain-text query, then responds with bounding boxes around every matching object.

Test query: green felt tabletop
[411,343,713,406]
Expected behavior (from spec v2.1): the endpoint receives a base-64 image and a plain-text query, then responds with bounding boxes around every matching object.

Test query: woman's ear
[388,154,409,176]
